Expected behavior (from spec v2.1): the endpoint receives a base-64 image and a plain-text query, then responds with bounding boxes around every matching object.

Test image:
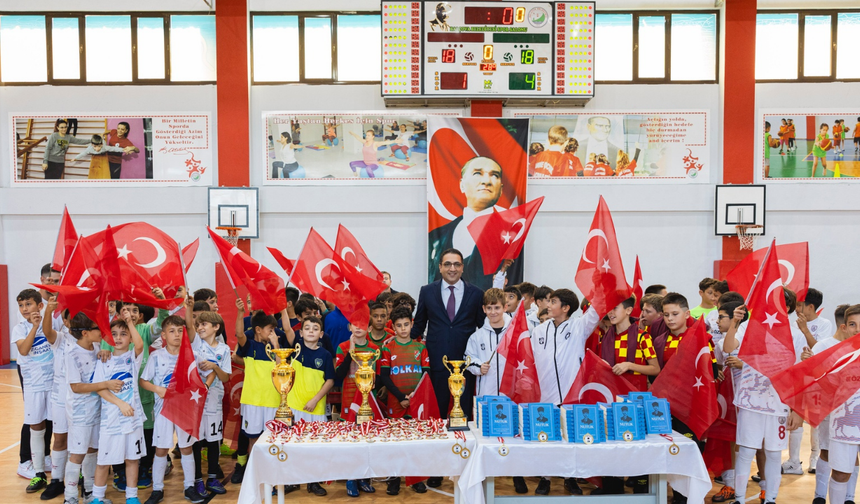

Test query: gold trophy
[349,348,380,424]
[443,355,471,431]
[265,343,301,427]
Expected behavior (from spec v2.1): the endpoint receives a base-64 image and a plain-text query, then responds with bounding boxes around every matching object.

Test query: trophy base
[356,414,372,425]
[275,407,293,427]
[447,416,469,431]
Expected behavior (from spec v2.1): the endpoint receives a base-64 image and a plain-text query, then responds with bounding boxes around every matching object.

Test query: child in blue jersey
[89,315,147,504]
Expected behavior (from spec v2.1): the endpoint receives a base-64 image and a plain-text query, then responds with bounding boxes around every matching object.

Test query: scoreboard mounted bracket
[382,1,595,108]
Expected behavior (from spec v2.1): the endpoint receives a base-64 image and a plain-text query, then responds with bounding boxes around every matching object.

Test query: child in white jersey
[89,316,147,504]
[41,298,74,500]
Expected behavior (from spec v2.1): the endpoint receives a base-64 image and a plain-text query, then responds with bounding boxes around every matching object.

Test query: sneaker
[809,456,819,473]
[113,472,127,492]
[535,478,551,495]
[513,477,528,494]
[194,480,208,498]
[714,476,724,484]
[143,491,163,504]
[164,457,172,477]
[28,472,49,493]
[307,482,327,496]
[751,474,762,483]
[712,485,735,502]
[358,479,375,493]
[386,478,400,496]
[759,489,765,503]
[781,460,803,475]
[18,460,36,480]
[205,478,226,495]
[411,482,427,493]
[564,478,582,495]
[64,499,79,504]
[183,486,205,504]
[219,444,235,457]
[426,477,442,488]
[41,479,65,500]
[346,480,359,498]
[812,498,826,504]
[230,463,245,484]
[283,485,299,494]
[126,498,142,504]
[137,470,152,489]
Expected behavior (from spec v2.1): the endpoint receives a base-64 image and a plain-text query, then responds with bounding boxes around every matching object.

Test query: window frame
[595,9,720,85]
[250,11,382,86]
[0,11,215,86]
[755,8,860,83]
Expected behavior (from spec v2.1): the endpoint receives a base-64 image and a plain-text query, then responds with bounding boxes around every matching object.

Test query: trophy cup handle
[464,355,472,367]
[442,355,452,374]
[265,343,276,362]
[294,343,301,359]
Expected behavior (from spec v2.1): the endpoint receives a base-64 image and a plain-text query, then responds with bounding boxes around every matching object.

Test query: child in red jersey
[532,125,570,177]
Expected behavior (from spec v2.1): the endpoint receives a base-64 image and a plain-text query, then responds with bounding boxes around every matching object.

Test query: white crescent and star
[778,260,796,286]
[315,259,340,290]
[578,383,614,403]
[186,362,202,403]
[339,247,363,272]
[717,394,728,419]
[816,347,860,381]
[694,347,711,391]
[510,218,527,243]
[581,229,609,265]
[132,237,167,269]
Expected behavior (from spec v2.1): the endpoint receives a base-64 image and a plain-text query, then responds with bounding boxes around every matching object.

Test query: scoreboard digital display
[381,1,595,100]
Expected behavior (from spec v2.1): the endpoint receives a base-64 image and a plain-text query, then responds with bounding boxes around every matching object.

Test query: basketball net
[735,224,762,251]
[216,226,241,246]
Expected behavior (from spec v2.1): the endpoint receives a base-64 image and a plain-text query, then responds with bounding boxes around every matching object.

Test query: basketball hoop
[216,226,242,246]
[735,224,763,251]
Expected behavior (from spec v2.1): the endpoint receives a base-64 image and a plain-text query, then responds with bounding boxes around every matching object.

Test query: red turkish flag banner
[498,301,541,403]
[631,256,643,318]
[222,361,244,449]
[267,247,295,276]
[334,224,384,282]
[574,196,632,318]
[52,206,78,273]
[207,227,287,315]
[650,317,719,438]
[181,239,200,274]
[344,388,384,422]
[467,196,545,275]
[161,328,208,439]
[562,350,638,405]
[770,333,860,427]
[726,242,809,301]
[290,228,387,327]
[702,438,734,476]
[738,240,797,378]
[407,373,441,420]
[704,371,737,442]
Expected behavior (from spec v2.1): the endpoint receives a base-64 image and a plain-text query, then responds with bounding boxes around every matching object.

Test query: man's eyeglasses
[442,262,463,269]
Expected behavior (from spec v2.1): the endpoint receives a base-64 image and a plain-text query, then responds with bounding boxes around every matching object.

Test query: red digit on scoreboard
[442,49,456,63]
[502,7,513,25]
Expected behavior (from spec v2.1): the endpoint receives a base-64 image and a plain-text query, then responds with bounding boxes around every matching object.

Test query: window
[137,17,165,80]
[670,13,717,81]
[304,17,332,80]
[594,14,632,81]
[251,15,299,82]
[836,13,860,79]
[803,15,831,77]
[637,16,665,79]
[755,13,798,80]
[337,15,381,82]
[170,15,217,82]
[0,16,48,82]
[86,15,132,82]
[52,18,80,80]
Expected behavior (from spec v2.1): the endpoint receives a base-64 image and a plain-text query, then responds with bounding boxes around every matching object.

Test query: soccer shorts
[240,404,276,438]
[98,427,146,465]
[24,390,50,425]
[153,415,196,450]
[51,403,68,434]
[68,424,99,455]
[828,439,860,473]
[199,412,224,442]
[736,408,789,451]
[819,415,832,451]
[291,408,326,423]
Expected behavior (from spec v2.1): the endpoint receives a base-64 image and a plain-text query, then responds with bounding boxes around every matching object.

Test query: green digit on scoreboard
[520,49,534,65]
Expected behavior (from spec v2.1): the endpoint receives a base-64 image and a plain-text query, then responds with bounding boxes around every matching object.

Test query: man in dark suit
[575,115,621,171]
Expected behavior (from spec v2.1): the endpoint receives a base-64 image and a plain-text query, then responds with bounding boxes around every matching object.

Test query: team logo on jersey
[126,357,132,365]
[565,332,571,340]
[391,355,397,361]
[538,337,546,345]
[414,351,422,360]
[778,416,787,425]
[162,373,173,387]
[315,358,323,368]
[111,371,134,403]
[30,336,54,363]
[216,355,223,361]
[480,343,486,351]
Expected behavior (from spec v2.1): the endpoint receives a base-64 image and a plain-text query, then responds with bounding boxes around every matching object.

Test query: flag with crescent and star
[207,227,287,315]
[630,256,644,318]
[702,372,737,476]
[738,239,798,379]
[497,300,541,403]
[467,196,544,275]
[407,373,441,420]
[334,224,384,283]
[562,349,638,405]
[770,333,860,427]
[162,327,208,439]
[726,242,809,302]
[222,360,245,449]
[574,196,632,318]
[649,316,718,438]
[52,206,78,274]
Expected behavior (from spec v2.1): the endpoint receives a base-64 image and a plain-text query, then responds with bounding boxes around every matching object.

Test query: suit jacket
[576,138,621,171]
[411,279,485,372]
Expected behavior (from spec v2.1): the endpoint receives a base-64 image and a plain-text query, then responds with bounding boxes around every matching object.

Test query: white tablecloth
[237,429,477,504]
[457,427,712,504]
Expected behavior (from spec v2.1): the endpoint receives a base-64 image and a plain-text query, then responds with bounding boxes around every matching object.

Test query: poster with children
[262,111,460,184]
[758,110,860,181]
[511,110,710,182]
[11,113,213,186]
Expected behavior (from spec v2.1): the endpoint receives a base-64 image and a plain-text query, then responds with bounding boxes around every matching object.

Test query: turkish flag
[650,317,718,439]
[497,301,541,403]
[726,242,809,301]
[267,247,295,276]
[574,196,632,317]
[290,228,387,327]
[703,438,734,476]
[207,227,287,315]
[334,224,384,282]
[770,333,860,427]
[52,206,78,273]
[222,361,245,449]
[343,388,384,422]
[407,373,441,420]
[738,240,797,378]
[181,239,200,274]
[161,328,208,439]
[704,372,737,442]
[631,256,643,318]
[562,350,638,405]
[467,197,544,275]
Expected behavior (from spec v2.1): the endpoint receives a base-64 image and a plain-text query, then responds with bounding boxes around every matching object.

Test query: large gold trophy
[265,343,301,427]
[443,355,471,431]
[349,348,380,424]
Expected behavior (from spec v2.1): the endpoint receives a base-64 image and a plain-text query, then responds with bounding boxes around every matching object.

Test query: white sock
[93,484,107,500]
[848,464,859,501]
[831,479,849,504]
[721,469,734,486]
[82,452,97,492]
[814,457,830,498]
[64,461,81,500]
[30,428,46,473]
[152,455,167,491]
[126,485,138,499]
[810,426,820,461]
[788,425,803,465]
[181,453,196,488]
[51,449,67,481]
[734,446,756,500]
[764,449,782,503]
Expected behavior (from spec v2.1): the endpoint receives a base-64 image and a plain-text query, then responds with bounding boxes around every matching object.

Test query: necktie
[447,285,456,322]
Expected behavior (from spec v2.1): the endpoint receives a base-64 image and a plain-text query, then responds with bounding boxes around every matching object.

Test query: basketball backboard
[715,184,765,236]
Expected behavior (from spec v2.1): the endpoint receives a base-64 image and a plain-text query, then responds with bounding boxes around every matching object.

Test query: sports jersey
[192,337,232,415]
[335,339,380,420]
[12,320,55,393]
[813,133,829,158]
[733,323,803,417]
[381,339,430,417]
[93,349,144,435]
[51,329,75,407]
[531,149,567,177]
[65,341,101,427]
[532,307,600,405]
[465,315,511,398]
[805,316,834,342]
[765,133,772,160]
[140,348,179,417]
[616,159,637,177]
[612,327,657,391]
[592,162,612,176]
[690,305,716,319]
[101,320,162,407]
[287,341,335,416]
[662,325,717,367]
[235,338,279,408]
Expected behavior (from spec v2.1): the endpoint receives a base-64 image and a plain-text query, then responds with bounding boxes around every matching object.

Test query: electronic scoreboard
[381,1,595,102]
